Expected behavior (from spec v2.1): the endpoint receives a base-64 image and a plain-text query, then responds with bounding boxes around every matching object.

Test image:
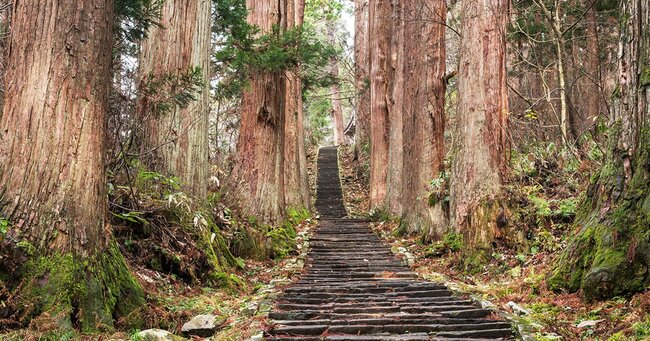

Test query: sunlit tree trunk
[401,0,447,238]
[354,0,370,157]
[235,0,308,222]
[385,0,404,215]
[137,0,211,198]
[284,0,310,209]
[549,0,650,299]
[0,0,143,330]
[368,0,391,209]
[328,22,345,145]
[451,0,510,256]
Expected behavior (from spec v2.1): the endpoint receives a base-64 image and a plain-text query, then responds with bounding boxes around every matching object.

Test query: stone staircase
[266,146,514,340]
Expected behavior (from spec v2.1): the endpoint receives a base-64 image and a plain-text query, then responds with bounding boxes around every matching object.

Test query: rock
[258,299,273,313]
[181,314,227,337]
[137,329,186,341]
[506,301,530,316]
[477,298,496,309]
[249,332,264,341]
[243,301,260,316]
[576,319,604,328]
[270,278,291,286]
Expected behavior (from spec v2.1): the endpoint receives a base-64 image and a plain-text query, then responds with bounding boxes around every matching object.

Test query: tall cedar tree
[354,0,370,157]
[234,0,309,222]
[401,0,447,237]
[450,0,510,256]
[368,0,391,208]
[0,0,144,330]
[328,21,345,145]
[368,0,446,236]
[385,0,404,215]
[137,0,211,198]
[549,0,650,299]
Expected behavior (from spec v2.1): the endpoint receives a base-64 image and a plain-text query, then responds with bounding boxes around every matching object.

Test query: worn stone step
[272,317,510,327]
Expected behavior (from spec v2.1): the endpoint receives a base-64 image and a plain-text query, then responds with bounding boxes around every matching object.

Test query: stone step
[273,322,513,336]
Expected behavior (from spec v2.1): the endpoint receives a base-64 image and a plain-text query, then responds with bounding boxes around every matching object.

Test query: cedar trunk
[328,23,345,146]
[385,0,404,215]
[549,0,650,300]
[0,0,143,330]
[354,0,370,156]
[283,0,310,209]
[235,0,308,222]
[451,0,509,252]
[401,0,447,237]
[137,0,211,198]
[368,0,391,209]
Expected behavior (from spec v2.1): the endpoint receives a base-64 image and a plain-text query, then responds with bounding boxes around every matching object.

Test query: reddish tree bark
[354,0,370,156]
[137,0,211,198]
[450,0,510,252]
[284,0,310,209]
[368,0,391,209]
[0,0,143,330]
[235,0,309,222]
[385,0,404,216]
[401,0,447,237]
[328,23,345,145]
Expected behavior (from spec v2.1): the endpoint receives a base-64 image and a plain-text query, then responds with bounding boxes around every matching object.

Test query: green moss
[550,124,650,299]
[369,208,391,222]
[231,223,267,260]
[461,248,491,274]
[267,222,297,259]
[209,271,246,290]
[443,232,464,251]
[17,241,145,332]
[640,67,650,87]
[16,240,36,256]
[198,214,239,283]
[267,207,309,260]
[391,220,409,237]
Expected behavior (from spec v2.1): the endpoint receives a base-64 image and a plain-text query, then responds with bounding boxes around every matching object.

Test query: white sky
[342,2,355,47]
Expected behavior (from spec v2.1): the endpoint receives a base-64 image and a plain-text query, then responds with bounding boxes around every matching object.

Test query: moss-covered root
[548,132,650,300]
[15,242,145,332]
[548,202,650,300]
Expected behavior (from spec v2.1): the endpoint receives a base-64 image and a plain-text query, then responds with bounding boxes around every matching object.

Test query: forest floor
[337,144,650,341]
[0,217,315,341]
[1,152,324,341]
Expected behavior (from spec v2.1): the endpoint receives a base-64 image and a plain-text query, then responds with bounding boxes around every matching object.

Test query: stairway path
[267,146,514,340]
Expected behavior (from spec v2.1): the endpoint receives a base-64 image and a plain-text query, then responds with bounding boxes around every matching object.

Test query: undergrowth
[350,140,649,339]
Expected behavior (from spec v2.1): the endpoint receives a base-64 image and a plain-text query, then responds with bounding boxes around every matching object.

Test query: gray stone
[137,329,186,341]
[243,301,260,316]
[576,319,604,328]
[506,301,530,316]
[249,332,264,341]
[181,314,227,337]
[258,299,273,313]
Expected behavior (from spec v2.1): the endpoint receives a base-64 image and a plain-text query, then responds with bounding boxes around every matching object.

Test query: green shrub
[0,216,9,237]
